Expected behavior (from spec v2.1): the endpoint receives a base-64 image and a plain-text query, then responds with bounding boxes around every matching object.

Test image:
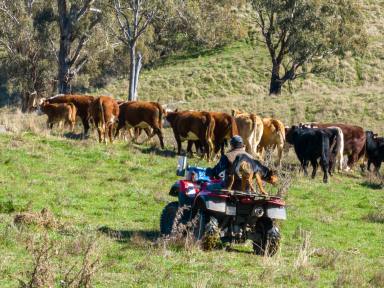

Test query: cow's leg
[97,127,103,143]
[187,141,194,157]
[276,145,283,167]
[82,117,90,137]
[114,122,123,139]
[367,159,373,172]
[374,161,382,176]
[244,138,252,155]
[108,123,114,143]
[311,159,318,179]
[153,128,164,149]
[320,157,329,183]
[347,152,358,170]
[203,140,211,161]
[302,160,309,176]
[174,132,182,155]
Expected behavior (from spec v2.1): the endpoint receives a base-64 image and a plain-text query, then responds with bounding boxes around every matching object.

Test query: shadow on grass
[98,226,160,243]
[144,45,226,70]
[63,132,87,140]
[134,145,177,158]
[360,181,383,190]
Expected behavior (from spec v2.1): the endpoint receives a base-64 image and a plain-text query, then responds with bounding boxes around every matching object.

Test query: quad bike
[160,157,287,256]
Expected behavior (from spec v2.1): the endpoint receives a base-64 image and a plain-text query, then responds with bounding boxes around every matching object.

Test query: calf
[286,126,333,183]
[365,131,384,174]
[44,94,94,136]
[231,110,263,156]
[115,101,165,148]
[37,101,77,131]
[165,110,215,160]
[89,96,119,143]
[257,118,286,167]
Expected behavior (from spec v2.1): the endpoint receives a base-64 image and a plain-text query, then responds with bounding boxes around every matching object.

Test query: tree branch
[76,0,95,21]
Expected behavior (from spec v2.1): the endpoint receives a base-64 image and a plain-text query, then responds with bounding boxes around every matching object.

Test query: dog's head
[265,169,278,185]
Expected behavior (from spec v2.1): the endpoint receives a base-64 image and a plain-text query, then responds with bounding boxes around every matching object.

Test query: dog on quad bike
[228,154,278,194]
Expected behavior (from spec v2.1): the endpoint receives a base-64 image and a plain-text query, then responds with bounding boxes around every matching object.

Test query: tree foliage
[249,0,367,95]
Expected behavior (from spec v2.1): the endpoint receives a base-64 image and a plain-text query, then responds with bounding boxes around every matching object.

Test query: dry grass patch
[14,208,60,230]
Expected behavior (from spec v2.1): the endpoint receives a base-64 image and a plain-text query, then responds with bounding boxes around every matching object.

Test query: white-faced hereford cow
[257,118,286,167]
[37,101,77,131]
[166,110,215,160]
[88,96,119,144]
[44,94,95,135]
[115,101,165,148]
[231,110,263,157]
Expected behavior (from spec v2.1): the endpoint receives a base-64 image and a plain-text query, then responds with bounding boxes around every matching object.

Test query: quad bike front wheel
[253,218,280,256]
[160,202,191,236]
[160,202,179,236]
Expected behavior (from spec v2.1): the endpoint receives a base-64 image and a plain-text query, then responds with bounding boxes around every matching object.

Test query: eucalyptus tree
[250,0,366,95]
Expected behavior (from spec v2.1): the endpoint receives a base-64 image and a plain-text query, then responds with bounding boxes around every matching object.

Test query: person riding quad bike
[206,135,278,194]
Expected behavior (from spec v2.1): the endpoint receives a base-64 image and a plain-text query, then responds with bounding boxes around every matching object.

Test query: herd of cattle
[34,94,384,183]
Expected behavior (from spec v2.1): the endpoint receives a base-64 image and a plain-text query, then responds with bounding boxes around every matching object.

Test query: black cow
[299,124,341,173]
[286,126,335,183]
[365,131,384,174]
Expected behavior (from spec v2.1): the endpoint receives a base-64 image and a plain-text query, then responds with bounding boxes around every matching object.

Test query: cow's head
[231,109,242,117]
[35,99,49,116]
[163,109,178,128]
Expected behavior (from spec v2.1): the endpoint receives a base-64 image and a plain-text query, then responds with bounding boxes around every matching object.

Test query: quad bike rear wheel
[192,209,220,250]
[253,218,280,256]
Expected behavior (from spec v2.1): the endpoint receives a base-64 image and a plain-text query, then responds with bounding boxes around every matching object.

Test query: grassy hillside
[0,2,383,286]
[79,2,384,134]
[91,39,384,134]
[0,119,383,287]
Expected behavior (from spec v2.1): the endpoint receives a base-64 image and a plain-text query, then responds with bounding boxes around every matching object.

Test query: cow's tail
[98,97,106,131]
[156,102,165,129]
[206,113,215,159]
[230,116,238,137]
[271,119,286,142]
[68,102,77,123]
[336,127,344,171]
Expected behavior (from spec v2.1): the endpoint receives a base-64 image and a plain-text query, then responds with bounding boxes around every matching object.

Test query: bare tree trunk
[133,52,142,101]
[57,0,71,94]
[58,44,71,94]
[128,43,136,101]
[269,63,282,95]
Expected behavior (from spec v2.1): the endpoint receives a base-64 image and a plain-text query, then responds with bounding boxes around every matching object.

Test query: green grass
[0,132,383,287]
[1,2,384,285]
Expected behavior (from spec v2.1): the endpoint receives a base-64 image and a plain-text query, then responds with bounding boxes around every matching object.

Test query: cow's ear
[231,109,236,116]
[174,108,178,112]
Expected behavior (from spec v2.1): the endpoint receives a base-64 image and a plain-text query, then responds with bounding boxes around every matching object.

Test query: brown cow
[187,112,238,158]
[165,110,215,160]
[44,94,94,136]
[115,101,165,148]
[37,101,77,131]
[231,110,263,157]
[304,123,366,170]
[257,118,286,167]
[89,96,119,143]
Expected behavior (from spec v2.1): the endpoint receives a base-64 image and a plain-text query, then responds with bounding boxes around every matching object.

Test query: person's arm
[206,155,229,177]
